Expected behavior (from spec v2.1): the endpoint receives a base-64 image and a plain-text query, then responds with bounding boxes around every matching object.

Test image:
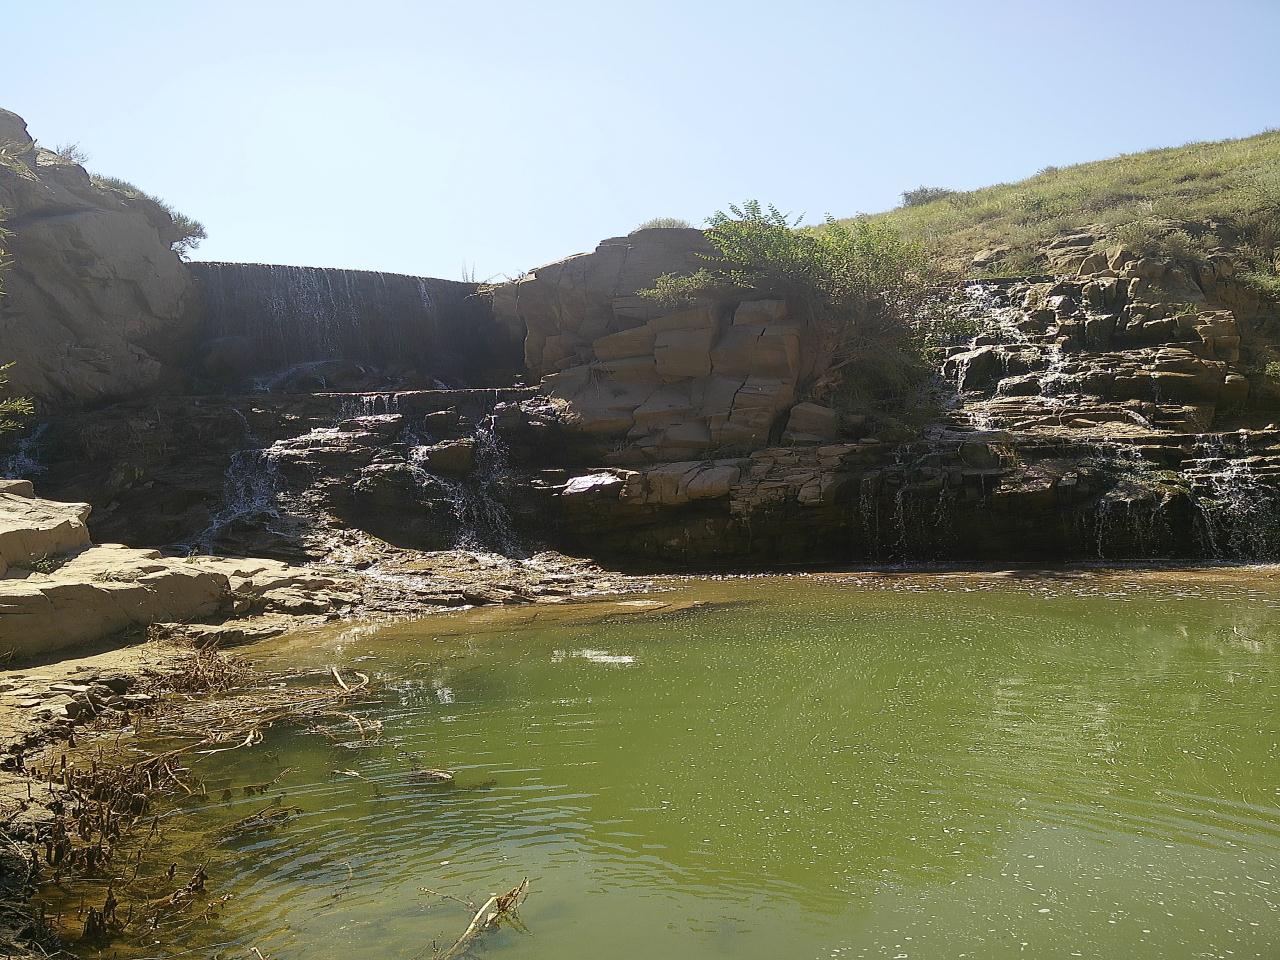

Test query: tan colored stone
[0,492,91,576]
[783,403,840,443]
[654,327,715,379]
[593,324,655,361]
[733,299,788,326]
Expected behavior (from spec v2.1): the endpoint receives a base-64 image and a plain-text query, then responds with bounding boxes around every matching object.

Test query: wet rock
[414,439,476,476]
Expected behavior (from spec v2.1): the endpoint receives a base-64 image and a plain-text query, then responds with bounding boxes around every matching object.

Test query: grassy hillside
[858,129,1280,285]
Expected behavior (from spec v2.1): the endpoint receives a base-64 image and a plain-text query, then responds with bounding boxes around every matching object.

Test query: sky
[5,0,1278,280]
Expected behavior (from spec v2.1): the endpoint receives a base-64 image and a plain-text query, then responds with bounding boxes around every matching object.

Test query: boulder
[0,491,91,576]
[413,439,476,476]
[783,403,840,443]
[0,544,228,660]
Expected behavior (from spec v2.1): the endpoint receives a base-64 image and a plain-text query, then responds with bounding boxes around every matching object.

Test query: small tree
[641,201,930,402]
[53,141,89,164]
[901,186,955,207]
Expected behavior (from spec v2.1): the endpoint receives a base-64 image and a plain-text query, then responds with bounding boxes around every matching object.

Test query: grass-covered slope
[859,129,1280,287]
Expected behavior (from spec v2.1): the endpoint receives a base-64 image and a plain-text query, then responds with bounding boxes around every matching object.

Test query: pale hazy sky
[6,1,1278,280]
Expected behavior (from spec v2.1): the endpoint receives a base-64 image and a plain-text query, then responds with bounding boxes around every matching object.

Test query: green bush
[901,186,956,207]
[0,363,33,437]
[640,201,931,402]
[633,217,694,231]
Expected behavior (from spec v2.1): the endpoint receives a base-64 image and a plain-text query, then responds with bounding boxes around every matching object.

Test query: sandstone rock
[0,492,91,576]
[491,229,715,377]
[971,247,1010,268]
[733,300,788,326]
[0,544,228,660]
[783,403,839,443]
[1077,251,1109,275]
[654,327,715,378]
[592,324,655,361]
[0,108,196,406]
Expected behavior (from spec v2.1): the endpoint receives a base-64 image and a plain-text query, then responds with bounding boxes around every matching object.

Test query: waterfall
[190,262,512,385]
[405,419,527,557]
[1188,433,1280,560]
[186,411,283,553]
[1,423,48,479]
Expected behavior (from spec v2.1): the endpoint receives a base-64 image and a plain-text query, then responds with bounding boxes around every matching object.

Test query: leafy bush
[640,201,930,402]
[1109,219,1218,261]
[633,217,694,230]
[901,186,956,207]
[0,363,33,437]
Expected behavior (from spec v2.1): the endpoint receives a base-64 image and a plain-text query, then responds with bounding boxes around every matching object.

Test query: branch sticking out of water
[434,879,531,960]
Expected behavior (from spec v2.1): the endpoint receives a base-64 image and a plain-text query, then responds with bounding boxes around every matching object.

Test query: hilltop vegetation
[858,129,1280,289]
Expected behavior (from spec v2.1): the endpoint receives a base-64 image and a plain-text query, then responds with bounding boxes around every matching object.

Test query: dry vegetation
[858,128,1280,285]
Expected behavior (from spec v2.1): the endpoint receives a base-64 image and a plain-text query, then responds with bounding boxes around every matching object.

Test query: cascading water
[1,422,48,479]
[404,418,526,557]
[1188,433,1280,560]
[188,411,283,553]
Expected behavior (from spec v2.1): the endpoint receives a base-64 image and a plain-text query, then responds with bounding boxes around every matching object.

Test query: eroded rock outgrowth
[0,482,354,660]
[493,229,836,463]
[0,109,195,406]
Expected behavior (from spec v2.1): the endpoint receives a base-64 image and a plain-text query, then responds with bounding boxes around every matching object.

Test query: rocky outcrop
[492,229,838,464]
[0,109,196,407]
[505,236,1280,564]
[493,227,716,378]
[0,483,354,661]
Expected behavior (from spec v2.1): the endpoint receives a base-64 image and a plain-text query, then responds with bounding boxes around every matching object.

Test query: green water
[137,573,1280,958]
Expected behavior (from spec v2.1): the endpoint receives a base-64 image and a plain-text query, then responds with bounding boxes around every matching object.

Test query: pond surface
[123,571,1280,958]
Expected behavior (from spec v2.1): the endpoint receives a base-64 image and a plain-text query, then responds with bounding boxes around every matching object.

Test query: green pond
[103,571,1280,958]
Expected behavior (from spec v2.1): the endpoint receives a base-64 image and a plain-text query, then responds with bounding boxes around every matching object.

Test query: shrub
[633,217,694,230]
[53,141,89,164]
[1110,219,1216,261]
[640,200,930,402]
[0,363,33,437]
[901,186,956,207]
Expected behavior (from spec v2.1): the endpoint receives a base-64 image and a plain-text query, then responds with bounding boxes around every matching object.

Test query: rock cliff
[0,109,196,407]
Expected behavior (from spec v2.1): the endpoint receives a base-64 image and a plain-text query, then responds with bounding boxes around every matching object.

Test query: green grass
[853,129,1280,277]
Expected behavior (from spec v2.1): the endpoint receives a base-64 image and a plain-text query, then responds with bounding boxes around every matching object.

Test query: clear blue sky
[6,1,1278,280]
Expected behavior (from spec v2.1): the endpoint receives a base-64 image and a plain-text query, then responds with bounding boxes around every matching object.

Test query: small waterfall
[1089,443,1174,559]
[188,411,282,553]
[405,419,526,557]
[1,422,48,479]
[342,393,401,417]
[1188,434,1280,560]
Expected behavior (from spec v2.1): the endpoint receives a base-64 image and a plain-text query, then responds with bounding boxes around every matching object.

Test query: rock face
[9,211,1280,569]
[498,237,1280,564]
[492,229,836,463]
[494,228,717,378]
[0,109,196,407]
[0,483,353,661]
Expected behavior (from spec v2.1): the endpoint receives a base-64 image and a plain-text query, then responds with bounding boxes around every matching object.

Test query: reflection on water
[64,572,1280,959]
